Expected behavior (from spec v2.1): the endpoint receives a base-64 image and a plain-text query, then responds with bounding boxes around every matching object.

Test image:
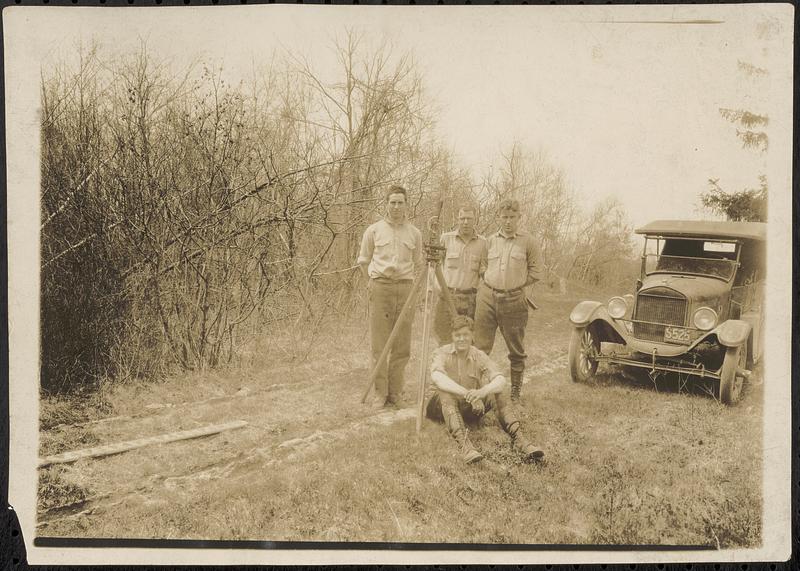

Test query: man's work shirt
[357,218,423,280]
[429,344,503,390]
[440,230,488,290]
[483,230,543,290]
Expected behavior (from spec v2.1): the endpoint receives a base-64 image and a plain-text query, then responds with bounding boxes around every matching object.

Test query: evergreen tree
[699,60,768,222]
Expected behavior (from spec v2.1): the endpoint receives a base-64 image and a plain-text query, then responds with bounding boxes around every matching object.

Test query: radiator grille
[633,288,688,342]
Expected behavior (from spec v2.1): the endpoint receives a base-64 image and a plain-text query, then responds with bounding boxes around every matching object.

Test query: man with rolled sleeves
[433,205,487,344]
[426,315,544,464]
[474,198,542,402]
[357,185,423,408]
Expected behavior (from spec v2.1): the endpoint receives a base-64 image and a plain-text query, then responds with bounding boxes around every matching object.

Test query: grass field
[37,291,763,546]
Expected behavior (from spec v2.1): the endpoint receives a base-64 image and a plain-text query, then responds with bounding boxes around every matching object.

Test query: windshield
[643,237,739,281]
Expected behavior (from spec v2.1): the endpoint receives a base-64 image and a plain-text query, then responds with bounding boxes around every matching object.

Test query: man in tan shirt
[357,185,423,408]
[426,315,544,463]
[474,198,543,402]
[433,205,487,344]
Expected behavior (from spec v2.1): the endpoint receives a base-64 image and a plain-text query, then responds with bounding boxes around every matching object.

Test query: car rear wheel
[719,344,746,405]
[568,326,599,382]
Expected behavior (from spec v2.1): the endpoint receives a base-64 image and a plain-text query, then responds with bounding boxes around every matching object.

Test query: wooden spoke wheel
[568,326,599,383]
[719,344,746,405]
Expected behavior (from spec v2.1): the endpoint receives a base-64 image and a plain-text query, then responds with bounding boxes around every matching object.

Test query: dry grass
[37,291,762,546]
[38,466,92,512]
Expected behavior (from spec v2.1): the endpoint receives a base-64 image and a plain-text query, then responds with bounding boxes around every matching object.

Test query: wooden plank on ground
[38,420,248,468]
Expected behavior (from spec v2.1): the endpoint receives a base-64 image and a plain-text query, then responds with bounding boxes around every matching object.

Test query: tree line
[41,36,639,393]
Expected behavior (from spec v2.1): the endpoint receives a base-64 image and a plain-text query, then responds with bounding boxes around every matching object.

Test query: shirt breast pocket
[510,246,527,268]
[400,239,416,262]
[445,249,461,269]
[374,236,392,256]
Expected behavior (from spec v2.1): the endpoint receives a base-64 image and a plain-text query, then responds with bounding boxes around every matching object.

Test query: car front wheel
[568,326,599,383]
[719,344,746,405]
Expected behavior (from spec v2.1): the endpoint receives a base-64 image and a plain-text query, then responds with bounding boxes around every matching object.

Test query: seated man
[426,315,545,464]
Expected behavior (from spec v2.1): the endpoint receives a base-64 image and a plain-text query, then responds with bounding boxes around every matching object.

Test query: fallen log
[38,420,248,468]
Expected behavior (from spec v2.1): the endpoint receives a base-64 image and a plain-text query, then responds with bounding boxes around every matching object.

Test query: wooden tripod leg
[415,262,437,433]
[361,267,427,404]
[434,263,457,318]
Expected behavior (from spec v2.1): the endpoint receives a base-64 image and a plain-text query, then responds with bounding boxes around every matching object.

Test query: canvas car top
[635,219,767,241]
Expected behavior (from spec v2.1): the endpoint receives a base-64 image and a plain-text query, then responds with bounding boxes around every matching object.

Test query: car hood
[640,274,729,304]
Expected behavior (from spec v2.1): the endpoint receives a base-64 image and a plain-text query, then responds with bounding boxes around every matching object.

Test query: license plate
[664,326,690,343]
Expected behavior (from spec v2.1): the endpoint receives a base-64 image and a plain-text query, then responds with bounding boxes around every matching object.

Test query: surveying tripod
[360,207,457,434]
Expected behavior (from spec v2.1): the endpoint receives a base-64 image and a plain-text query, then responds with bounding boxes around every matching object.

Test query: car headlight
[693,307,718,331]
[607,296,627,319]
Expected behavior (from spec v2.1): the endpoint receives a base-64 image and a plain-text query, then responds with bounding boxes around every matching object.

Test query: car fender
[740,309,762,363]
[714,320,752,348]
[569,301,603,326]
[569,303,629,346]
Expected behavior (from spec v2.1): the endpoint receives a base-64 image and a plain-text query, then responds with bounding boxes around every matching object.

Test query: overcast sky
[22,4,793,229]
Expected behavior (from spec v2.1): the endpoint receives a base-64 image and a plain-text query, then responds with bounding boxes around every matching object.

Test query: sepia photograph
[4,3,793,565]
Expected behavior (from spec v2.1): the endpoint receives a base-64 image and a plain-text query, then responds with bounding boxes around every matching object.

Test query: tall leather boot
[445,409,483,464]
[510,370,523,402]
[503,419,544,462]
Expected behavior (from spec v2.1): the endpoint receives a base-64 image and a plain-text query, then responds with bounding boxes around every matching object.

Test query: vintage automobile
[567,219,766,405]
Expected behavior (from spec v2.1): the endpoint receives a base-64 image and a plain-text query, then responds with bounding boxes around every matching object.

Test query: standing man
[357,185,423,408]
[433,205,487,344]
[427,315,544,464]
[474,198,542,402]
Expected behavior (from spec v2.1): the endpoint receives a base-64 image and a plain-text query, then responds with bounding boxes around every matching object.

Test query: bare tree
[568,198,636,287]
[290,32,435,265]
[480,144,582,289]
[40,36,444,391]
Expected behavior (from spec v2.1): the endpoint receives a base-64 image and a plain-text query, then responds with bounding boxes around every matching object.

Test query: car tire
[719,344,745,405]
[568,326,599,383]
